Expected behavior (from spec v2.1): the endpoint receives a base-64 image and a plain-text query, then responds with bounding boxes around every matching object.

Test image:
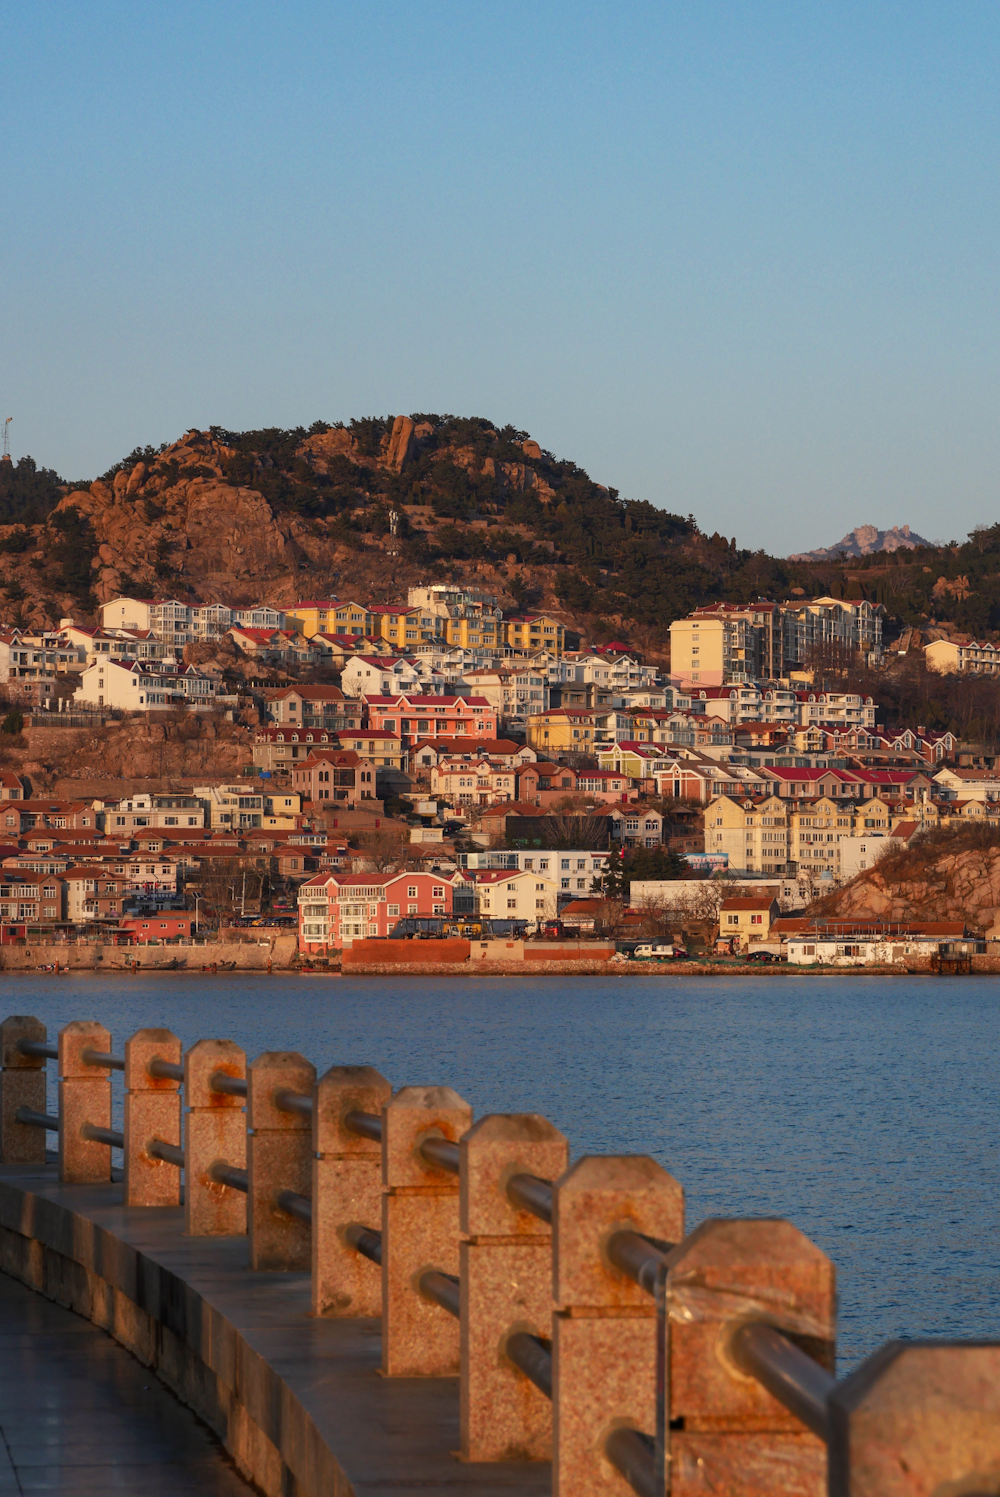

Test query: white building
[99,597,285,645]
[99,793,205,832]
[463,848,609,893]
[473,869,559,925]
[73,659,218,711]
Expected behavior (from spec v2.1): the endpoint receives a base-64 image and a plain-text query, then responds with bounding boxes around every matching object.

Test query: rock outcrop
[790,524,932,562]
[809,829,1000,932]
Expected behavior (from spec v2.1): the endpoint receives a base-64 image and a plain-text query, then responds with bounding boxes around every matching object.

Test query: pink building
[119,914,194,943]
[364,695,498,746]
[298,870,459,951]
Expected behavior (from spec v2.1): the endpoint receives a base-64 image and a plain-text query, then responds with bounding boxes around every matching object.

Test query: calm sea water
[3,970,998,1369]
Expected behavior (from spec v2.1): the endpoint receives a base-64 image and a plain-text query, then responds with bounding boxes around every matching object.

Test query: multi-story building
[73,659,219,711]
[462,848,610,894]
[340,657,426,699]
[670,598,883,686]
[459,668,550,725]
[526,707,597,754]
[431,758,519,805]
[781,597,883,669]
[924,639,1000,675]
[472,869,559,925]
[99,794,205,832]
[364,695,498,746]
[298,870,457,950]
[263,686,359,730]
[291,750,379,807]
[194,784,266,830]
[404,586,503,654]
[99,598,285,645]
[502,613,566,656]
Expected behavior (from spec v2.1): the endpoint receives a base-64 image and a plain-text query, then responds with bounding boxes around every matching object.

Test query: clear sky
[2,2,998,554]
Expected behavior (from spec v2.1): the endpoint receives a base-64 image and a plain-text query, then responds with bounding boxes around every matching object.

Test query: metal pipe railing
[148,1138,184,1169]
[148,1057,184,1083]
[275,1090,313,1118]
[15,1106,58,1131]
[82,1048,125,1072]
[17,1039,57,1061]
[209,1161,249,1193]
[729,1320,834,1441]
[344,1109,382,1142]
[506,1172,553,1224]
[344,1223,383,1266]
[210,1073,248,1098]
[81,1122,125,1149]
[419,1135,459,1174]
[604,1428,658,1497]
[419,1269,460,1319]
[506,1332,552,1397]
[607,1229,673,1297]
[277,1189,313,1225]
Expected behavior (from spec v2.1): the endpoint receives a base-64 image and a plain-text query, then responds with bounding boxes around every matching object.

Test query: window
[388,904,400,917]
[408,885,418,898]
[507,898,517,909]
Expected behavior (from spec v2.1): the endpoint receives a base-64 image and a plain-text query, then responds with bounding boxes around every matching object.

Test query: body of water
[4,970,998,1369]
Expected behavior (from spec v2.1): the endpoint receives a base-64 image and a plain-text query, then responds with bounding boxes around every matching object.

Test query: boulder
[385,415,415,472]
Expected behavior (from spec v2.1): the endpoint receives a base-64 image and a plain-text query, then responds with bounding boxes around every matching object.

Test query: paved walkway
[0,1272,254,1496]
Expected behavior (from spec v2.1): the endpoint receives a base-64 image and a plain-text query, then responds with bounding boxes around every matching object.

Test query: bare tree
[354,826,409,873]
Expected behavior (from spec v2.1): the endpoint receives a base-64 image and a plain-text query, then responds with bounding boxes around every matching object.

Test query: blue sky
[2,2,998,553]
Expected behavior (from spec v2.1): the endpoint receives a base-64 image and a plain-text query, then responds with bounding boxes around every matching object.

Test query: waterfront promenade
[0,1268,253,1495]
[1,982,999,1495]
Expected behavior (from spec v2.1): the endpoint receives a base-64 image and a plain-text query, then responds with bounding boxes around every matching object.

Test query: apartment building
[459,668,550,724]
[340,657,425,698]
[526,707,597,753]
[925,638,1000,675]
[781,597,883,669]
[472,869,559,924]
[99,597,284,644]
[74,659,218,711]
[264,686,359,729]
[503,613,566,656]
[670,598,884,686]
[298,870,457,950]
[291,750,379,806]
[364,695,498,745]
[431,759,519,805]
[670,608,770,686]
[100,794,205,832]
[194,784,266,830]
[405,587,503,654]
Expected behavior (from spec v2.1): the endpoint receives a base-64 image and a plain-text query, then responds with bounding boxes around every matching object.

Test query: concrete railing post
[0,1016,47,1165]
[552,1155,684,1497]
[828,1340,1000,1496]
[59,1021,112,1184]
[382,1084,472,1376]
[184,1039,246,1236]
[248,1051,316,1270]
[667,1218,835,1495]
[124,1028,182,1207]
[460,1113,568,1462]
[313,1064,391,1316]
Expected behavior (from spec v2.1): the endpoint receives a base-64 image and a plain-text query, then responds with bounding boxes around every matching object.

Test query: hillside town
[0,582,994,969]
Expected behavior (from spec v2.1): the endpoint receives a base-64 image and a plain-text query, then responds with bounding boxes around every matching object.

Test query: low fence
[1,1012,998,1495]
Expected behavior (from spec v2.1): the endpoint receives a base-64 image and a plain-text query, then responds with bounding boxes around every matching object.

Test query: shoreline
[2,961,993,978]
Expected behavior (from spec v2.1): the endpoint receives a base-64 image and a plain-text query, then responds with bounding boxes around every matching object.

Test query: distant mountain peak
[790,524,932,562]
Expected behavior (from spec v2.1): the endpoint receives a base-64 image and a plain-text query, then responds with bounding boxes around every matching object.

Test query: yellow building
[285,600,373,639]
[719,895,779,945]
[443,613,500,650]
[368,605,426,650]
[526,708,596,753]
[503,614,566,656]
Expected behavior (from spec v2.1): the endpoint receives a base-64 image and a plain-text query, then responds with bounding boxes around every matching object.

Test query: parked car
[632,943,678,961]
[745,950,780,964]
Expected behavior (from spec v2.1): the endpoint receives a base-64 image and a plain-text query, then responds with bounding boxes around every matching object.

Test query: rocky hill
[0,416,997,658]
[808,826,1000,933]
[790,524,932,562]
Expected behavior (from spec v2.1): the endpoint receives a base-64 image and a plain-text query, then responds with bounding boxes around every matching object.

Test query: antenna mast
[2,419,10,460]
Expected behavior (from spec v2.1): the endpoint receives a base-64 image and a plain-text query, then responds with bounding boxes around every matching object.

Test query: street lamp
[194,895,204,934]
